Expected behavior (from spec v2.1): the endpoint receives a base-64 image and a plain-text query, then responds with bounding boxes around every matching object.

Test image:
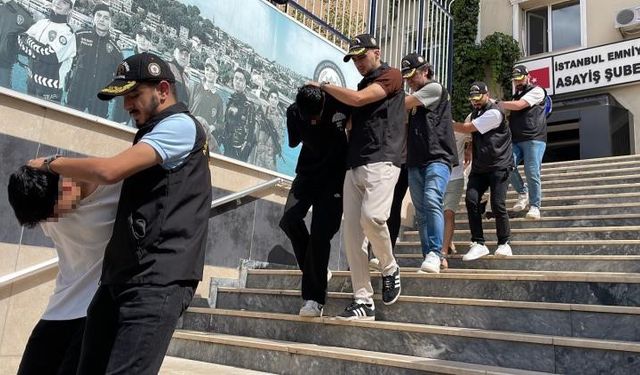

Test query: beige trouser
[343,162,401,305]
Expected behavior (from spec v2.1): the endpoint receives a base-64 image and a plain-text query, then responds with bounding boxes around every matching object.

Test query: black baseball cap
[176,40,192,53]
[468,81,488,100]
[401,52,428,79]
[97,53,175,100]
[512,65,529,80]
[343,33,379,62]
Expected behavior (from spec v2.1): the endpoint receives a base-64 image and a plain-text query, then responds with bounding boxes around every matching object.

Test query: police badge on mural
[314,60,346,87]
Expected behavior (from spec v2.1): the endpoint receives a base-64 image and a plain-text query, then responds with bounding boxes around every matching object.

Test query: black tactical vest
[509,84,547,143]
[407,81,458,169]
[470,101,513,173]
[101,103,212,285]
[347,63,406,168]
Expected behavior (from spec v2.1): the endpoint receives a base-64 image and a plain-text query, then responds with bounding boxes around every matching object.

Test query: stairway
[167,155,640,374]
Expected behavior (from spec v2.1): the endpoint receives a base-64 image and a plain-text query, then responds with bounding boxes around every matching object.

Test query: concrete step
[160,356,274,374]
[402,226,640,242]
[214,287,640,341]
[178,308,640,374]
[394,254,640,273]
[499,191,640,207]
[169,330,552,375]
[455,202,640,217]
[503,183,640,198]
[533,158,640,174]
[536,166,640,182]
[396,239,640,256]
[451,214,640,230]
[244,269,640,306]
[531,173,640,187]
[536,154,640,169]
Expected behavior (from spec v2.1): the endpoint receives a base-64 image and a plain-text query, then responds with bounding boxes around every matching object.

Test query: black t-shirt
[286,95,350,177]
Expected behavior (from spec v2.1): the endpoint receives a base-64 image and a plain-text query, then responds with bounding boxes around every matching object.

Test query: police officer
[167,40,192,105]
[0,0,32,87]
[498,65,547,220]
[65,3,122,118]
[401,52,458,274]
[189,57,224,137]
[18,0,76,102]
[222,67,256,162]
[453,82,514,261]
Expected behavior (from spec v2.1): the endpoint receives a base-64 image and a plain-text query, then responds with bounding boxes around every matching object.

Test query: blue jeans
[408,162,450,257]
[510,140,546,208]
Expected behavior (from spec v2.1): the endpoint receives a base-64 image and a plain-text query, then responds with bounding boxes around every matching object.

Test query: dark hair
[296,85,324,118]
[268,88,279,98]
[234,68,249,82]
[7,166,59,228]
[93,3,110,15]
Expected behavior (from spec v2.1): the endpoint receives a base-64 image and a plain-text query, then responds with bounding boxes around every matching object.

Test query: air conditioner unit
[615,6,640,37]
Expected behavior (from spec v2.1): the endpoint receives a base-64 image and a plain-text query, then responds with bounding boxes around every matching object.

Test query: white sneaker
[368,258,381,272]
[494,243,513,257]
[462,242,490,261]
[525,206,541,220]
[299,300,323,317]
[327,269,332,282]
[512,193,529,212]
[420,252,441,274]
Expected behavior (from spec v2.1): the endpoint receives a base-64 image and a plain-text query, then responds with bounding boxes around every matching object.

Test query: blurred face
[513,75,529,91]
[53,178,81,217]
[52,0,72,16]
[174,48,190,67]
[233,71,246,93]
[469,94,489,110]
[352,49,380,76]
[204,65,218,84]
[93,10,111,34]
[135,34,151,52]
[123,83,161,126]
[268,92,279,108]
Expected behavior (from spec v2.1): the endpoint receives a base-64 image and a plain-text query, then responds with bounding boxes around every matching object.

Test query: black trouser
[279,172,344,305]
[17,317,86,375]
[76,282,196,375]
[388,164,409,249]
[465,169,511,245]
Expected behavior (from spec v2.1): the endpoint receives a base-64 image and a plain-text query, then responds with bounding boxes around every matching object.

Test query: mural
[0,0,361,175]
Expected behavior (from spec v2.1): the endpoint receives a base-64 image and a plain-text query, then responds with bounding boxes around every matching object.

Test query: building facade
[480,0,640,161]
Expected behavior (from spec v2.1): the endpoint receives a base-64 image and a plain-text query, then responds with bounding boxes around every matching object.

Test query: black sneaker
[382,267,401,305]
[336,301,375,321]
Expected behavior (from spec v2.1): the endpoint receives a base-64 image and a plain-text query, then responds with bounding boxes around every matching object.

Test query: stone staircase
[167,155,640,374]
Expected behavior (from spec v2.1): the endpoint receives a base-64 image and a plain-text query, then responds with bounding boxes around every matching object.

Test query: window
[526,0,581,56]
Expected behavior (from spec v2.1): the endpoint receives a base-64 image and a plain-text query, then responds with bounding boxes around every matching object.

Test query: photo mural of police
[65,3,122,118]
[0,0,32,87]
[18,0,76,103]
[167,40,192,105]
[222,68,256,162]
[189,56,224,153]
[250,88,283,170]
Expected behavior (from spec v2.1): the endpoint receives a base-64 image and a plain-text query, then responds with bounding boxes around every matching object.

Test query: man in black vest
[401,53,458,274]
[280,85,350,317]
[453,82,513,261]
[311,33,406,320]
[498,65,547,220]
[27,52,211,375]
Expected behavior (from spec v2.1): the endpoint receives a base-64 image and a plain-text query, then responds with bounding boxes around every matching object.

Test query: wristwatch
[43,154,61,174]
[320,81,330,90]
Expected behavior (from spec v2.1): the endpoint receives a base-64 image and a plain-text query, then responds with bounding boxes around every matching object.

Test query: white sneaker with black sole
[299,300,323,317]
[336,301,375,321]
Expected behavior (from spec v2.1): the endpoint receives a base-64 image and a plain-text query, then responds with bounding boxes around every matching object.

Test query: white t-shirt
[470,107,503,134]
[40,183,122,320]
[450,131,471,181]
[519,86,545,107]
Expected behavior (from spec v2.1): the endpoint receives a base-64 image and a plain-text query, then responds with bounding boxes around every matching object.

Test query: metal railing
[273,0,455,90]
[1,178,290,288]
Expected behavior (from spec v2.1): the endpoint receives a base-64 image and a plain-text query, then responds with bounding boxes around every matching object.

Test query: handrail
[1,178,291,288]
[211,178,288,209]
[0,257,59,289]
